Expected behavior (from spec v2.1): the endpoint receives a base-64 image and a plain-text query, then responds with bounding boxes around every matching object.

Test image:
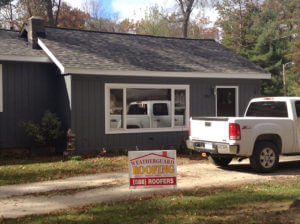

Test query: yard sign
[128,150,177,189]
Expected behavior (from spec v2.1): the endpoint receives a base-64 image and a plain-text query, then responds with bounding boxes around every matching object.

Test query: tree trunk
[45,0,54,26]
[183,8,192,38]
[55,0,61,26]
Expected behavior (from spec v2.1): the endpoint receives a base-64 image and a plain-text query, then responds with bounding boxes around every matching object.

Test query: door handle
[111,119,117,122]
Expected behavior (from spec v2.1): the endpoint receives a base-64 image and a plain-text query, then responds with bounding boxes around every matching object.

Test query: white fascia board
[0,55,51,63]
[37,38,65,74]
[65,67,271,79]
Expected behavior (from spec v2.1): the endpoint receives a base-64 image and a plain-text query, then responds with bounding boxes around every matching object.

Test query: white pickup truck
[187,97,300,172]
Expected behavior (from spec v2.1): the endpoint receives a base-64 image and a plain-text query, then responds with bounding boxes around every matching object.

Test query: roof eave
[0,54,51,63]
[64,67,271,79]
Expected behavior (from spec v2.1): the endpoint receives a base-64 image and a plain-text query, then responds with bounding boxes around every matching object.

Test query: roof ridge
[45,26,216,42]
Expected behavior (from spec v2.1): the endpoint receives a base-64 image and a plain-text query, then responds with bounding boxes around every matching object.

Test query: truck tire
[250,141,279,173]
[208,155,233,167]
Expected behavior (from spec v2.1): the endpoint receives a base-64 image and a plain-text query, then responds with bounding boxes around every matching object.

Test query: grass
[0,156,128,185]
[3,178,299,224]
[0,154,204,186]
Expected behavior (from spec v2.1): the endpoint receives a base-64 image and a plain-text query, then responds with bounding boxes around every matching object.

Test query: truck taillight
[189,121,191,137]
[229,123,241,140]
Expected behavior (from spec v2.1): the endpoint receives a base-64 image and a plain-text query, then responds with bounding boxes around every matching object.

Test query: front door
[216,87,238,117]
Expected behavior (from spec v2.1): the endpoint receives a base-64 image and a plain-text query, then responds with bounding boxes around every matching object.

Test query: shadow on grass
[220,160,300,176]
[9,180,299,224]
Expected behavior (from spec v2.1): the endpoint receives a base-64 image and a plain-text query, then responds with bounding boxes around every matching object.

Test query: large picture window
[105,84,189,134]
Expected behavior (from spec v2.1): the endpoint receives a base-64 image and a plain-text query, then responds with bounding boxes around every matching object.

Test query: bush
[20,111,64,147]
[70,156,82,161]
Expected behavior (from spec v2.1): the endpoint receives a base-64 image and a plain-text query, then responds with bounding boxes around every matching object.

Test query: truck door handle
[156,119,160,122]
[111,119,117,122]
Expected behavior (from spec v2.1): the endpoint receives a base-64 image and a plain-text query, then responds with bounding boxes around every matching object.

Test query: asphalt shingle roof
[40,27,268,74]
[0,29,47,58]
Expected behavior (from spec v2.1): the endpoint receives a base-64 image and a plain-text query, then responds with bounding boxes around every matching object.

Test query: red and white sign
[128,150,177,189]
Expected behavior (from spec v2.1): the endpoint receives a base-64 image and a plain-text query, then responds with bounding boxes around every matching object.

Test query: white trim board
[64,75,72,109]
[0,55,51,63]
[65,68,271,79]
[36,38,271,79]
[37,38,65,73]
[0,64,3,112]
[105,83,190,135]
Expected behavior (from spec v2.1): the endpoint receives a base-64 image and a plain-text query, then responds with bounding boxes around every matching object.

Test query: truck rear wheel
[250,141,279,173]
[208,155,233,167]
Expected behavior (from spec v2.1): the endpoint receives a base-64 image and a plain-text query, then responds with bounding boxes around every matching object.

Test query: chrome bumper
[186,139,239,155]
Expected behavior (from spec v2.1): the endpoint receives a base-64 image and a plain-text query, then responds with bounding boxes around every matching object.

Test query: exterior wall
[0,61,70,149]
[71,75,261,154]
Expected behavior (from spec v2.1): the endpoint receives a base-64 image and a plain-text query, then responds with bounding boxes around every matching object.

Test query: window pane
[175,90,186,126]
[246,102,288,117]
[110,89,123,129]
[128,104,148,115]
[126,88,171,129]
[153,103,168,115]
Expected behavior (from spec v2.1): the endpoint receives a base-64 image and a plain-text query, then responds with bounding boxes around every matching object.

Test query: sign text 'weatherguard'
[128,150,177,189]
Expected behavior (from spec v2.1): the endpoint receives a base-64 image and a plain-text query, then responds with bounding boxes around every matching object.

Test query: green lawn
[0,155,202,186]
[4,178,299,224]
[0,156,128,185]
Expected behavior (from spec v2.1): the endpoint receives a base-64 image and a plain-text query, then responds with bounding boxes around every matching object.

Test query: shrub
[70,156,82,161]
[21,111,64,147]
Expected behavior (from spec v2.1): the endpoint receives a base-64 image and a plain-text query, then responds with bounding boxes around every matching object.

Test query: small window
[128,104,148,115]
[0,64,2,112]
[295,101,300,117]
[246,102,288,117]
[153,103,168,116]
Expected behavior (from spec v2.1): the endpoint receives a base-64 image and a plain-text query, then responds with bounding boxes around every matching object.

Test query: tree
[135,5,171,37]
[175,0,209,38]
[17,0,61,26]
[188,13,220,39]
[216,0,299,96]
[216,0,261,54]
[0,0,15,29]
[55,2,89,29]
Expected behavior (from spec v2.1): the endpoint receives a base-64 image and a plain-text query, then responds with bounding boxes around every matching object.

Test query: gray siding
[0,61,70,149]
[71,75,260,154]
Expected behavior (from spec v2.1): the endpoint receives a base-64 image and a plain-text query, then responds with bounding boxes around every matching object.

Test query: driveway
[0,156,300,219]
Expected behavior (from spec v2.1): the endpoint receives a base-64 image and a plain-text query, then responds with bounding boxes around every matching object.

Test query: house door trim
[215,86,239,117]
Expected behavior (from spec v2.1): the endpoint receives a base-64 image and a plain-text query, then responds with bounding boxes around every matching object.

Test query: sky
[63,0,219,25]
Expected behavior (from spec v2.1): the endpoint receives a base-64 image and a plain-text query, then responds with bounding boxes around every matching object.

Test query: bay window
[105,84,189,134]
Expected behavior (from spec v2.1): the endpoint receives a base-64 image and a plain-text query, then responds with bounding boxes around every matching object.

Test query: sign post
[128,150,177,189]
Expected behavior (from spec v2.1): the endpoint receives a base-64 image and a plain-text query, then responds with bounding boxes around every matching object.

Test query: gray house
[0,17,270,154]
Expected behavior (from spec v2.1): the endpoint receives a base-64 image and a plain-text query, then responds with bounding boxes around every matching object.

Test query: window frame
[105,83,190,134]
[0,64,2,112]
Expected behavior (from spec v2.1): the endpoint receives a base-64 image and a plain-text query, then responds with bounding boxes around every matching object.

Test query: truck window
[295,101,300,117]
[153,103,168,116]
[246,102,288,117]
[128,104,148,115]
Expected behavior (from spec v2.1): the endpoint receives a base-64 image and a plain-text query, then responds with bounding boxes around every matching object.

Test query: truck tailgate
[190,117,229,143]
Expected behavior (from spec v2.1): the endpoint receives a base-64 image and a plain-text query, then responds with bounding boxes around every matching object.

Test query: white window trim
[0,64,2,112]
[105,83,190,134]
[215,86,239,117]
